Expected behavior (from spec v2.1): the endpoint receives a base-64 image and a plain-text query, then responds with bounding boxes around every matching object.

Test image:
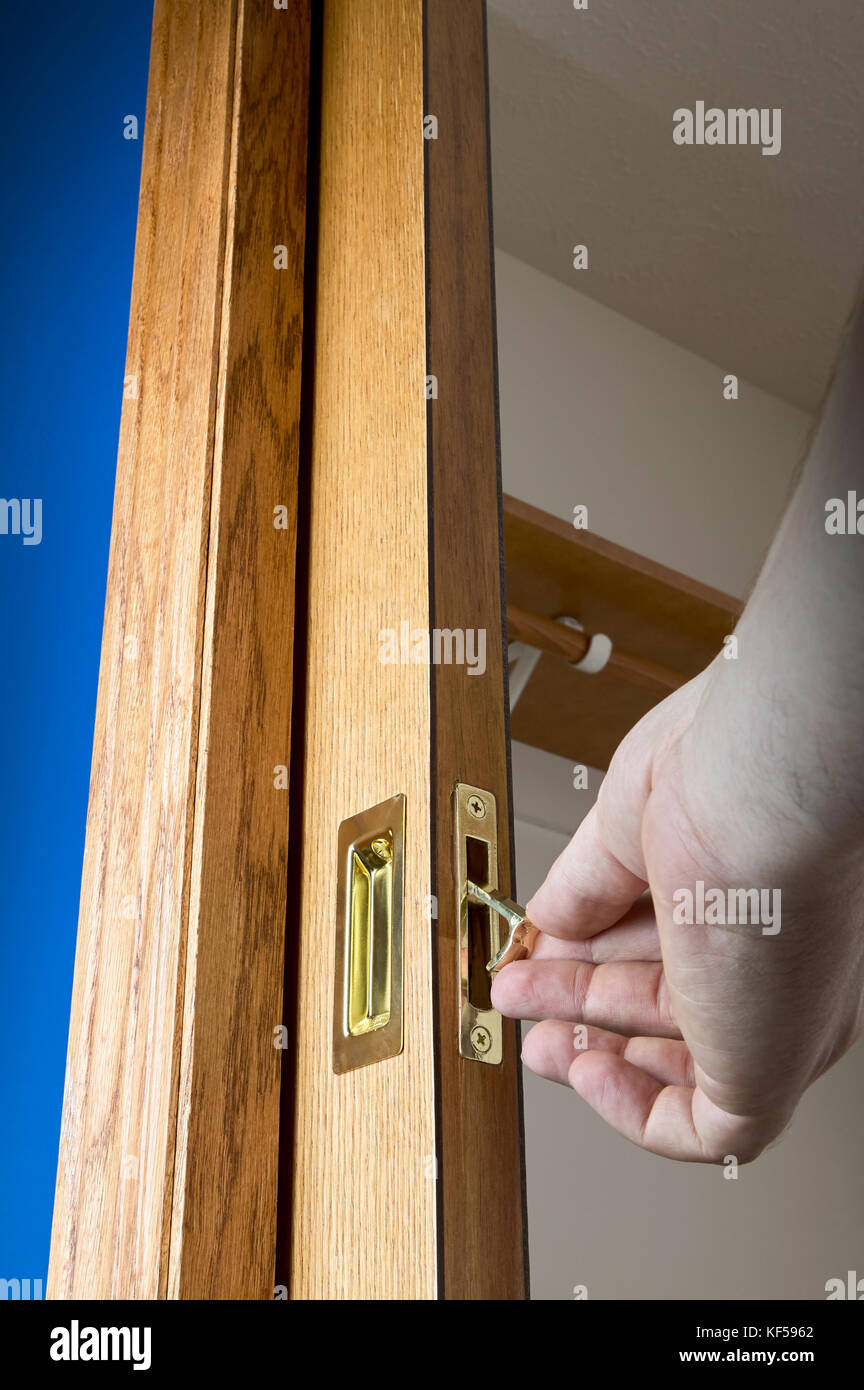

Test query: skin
[491,299,864,1164]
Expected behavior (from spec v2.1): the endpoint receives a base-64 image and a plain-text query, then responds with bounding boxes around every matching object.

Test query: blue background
[0,1,153,1286]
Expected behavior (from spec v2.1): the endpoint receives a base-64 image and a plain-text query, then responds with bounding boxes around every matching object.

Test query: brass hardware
[453,784,499,1064]
[332,794,405,1074]
[454,783,538,1064]
[469,1023,493,1054]
[464,881,539,972]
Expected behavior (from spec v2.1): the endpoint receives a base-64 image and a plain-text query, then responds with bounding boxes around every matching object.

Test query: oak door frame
[49,0,311,1300]
[426,0,529,1300]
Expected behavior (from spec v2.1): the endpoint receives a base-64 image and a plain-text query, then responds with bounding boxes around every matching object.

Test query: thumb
[524,675,711,941]
[526,801,647,941]
[524,690,687,939]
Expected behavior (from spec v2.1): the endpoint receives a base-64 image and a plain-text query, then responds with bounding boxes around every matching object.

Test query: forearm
[681,298,864,858]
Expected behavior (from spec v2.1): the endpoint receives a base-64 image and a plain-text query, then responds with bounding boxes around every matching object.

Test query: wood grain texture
[287,0,437,1299]
[168,0,310,1299]
[504,495,741,769]
[49,0,310,1299]
[426,0,528,1299]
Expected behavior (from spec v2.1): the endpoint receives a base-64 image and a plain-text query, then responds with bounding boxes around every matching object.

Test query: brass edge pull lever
[464,881,539,973]
[453,781,538,1065]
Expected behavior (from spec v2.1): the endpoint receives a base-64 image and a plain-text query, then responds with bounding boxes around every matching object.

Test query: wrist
[675,652,864,873]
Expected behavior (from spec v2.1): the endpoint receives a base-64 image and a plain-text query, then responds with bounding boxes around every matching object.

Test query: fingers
[531,895,661,963]
[565,1051,780,1164]
[491,957,681,1037]
[526,804,647,941]
[520,1024,783,1163]
[522,1019,695,1088]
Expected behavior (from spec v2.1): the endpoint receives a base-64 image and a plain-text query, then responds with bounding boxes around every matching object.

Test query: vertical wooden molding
[426,0,529,1298]
[48,0,310,1299]
[287,0,438,1299]
[168,0,311,1300]
[282,0,527,1300]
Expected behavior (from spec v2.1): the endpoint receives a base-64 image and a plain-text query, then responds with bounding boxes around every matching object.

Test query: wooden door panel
[284,0,438,1302]
[282,0,527,1300]
[49,0,311,1300]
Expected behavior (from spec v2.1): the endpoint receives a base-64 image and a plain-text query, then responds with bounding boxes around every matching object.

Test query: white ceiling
[487,0,864,410]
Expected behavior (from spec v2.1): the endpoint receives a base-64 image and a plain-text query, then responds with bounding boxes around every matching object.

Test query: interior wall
[495,248,812,599]
[500,261,864,1301]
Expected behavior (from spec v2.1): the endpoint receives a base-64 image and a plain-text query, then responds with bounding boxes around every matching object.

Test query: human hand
[491,663,864,1163]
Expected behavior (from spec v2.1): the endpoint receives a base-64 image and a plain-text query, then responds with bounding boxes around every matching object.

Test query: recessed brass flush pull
[453,782,536,1065]
[332,794,405,1075]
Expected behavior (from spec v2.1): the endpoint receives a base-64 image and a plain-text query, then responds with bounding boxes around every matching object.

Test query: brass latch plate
[454,782,504,1065]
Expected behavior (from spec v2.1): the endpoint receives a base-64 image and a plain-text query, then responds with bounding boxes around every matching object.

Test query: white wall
[500,255,864,1301]
[495,249,812,598]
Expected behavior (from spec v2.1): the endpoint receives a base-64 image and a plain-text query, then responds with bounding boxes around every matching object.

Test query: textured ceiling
[487,0,864,410]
